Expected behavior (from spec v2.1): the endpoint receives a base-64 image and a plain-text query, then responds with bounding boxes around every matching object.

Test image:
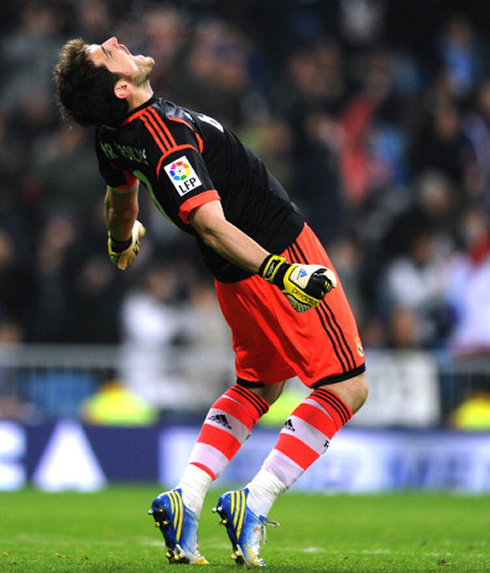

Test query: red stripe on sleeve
[168,116,204,153]
[111,178,138,191]
[179,190,221,224]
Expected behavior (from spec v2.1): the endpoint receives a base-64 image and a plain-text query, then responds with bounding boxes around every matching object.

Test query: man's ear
[114,78,133,100]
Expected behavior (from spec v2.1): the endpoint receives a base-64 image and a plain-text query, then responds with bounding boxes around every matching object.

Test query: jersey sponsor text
[100,142,149,165]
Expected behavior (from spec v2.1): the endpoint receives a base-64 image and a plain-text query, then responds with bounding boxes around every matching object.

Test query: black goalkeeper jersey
[96,96,304,282]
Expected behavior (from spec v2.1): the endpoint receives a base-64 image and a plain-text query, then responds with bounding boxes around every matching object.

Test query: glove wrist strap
[259,254,289,288]
[109,236,132,252]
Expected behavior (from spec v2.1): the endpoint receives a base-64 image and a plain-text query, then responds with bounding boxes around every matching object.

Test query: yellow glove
[108,220,146,270]
[259,254,337,312]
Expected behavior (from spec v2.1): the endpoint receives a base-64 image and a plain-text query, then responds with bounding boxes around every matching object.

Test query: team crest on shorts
[164,155,202,196]
[355,337,365,357]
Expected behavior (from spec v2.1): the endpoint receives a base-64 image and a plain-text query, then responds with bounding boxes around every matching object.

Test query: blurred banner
[1,421,489,493]
[352,350,441,427]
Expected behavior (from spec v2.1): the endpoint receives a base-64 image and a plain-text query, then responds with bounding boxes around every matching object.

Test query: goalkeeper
[54,37,368,567]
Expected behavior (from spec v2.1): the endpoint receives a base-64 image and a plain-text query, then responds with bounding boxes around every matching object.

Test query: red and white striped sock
[181,384,269,513]
[252,387,352,512]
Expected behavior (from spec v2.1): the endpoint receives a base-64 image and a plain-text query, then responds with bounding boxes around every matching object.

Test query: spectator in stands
[463,77,490,209]
[437,13,485,101]
[385,307,424,349]
[0,3,64,113]
[80,379,159,426]
[282,42,346,245]
[381,170,457,264]
[171,18,256,130]
[381,228,451,348]
[445,205,490,356]
[451,386,490,431]
[0,317,34,422]
[37,126,103,217]
[31,211,80,342]
[408,100,480,203]
[119,262,196,411]
[343,48,407,201]
[0,228,33,329]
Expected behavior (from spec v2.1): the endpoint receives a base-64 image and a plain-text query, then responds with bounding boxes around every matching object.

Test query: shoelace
[259,519,280,546]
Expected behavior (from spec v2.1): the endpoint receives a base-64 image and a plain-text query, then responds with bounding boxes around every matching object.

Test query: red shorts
[215,224,366,388]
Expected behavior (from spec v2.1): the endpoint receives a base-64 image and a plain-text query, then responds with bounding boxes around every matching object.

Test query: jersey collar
[120,95,158,126]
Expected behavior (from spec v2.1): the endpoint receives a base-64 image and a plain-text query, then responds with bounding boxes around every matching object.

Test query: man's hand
[259,254,337,312]
[108,220,146,270]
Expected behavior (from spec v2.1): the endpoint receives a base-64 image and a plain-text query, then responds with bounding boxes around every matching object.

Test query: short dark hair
[54,38,129,127]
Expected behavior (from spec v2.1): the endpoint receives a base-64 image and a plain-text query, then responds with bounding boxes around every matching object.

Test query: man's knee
[351,373,369,412]
[319,372,368,414]
[249,381,286,406]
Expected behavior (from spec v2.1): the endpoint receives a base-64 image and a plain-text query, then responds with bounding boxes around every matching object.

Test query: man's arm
[189,200,268,273]
[105,183,146,270]
[190,200,337,312]
[104,183,139,242]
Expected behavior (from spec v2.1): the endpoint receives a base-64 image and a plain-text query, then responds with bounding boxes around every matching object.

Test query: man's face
[87,37,155,84]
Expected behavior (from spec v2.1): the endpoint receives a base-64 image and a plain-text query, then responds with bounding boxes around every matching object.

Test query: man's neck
[127,83,154,112]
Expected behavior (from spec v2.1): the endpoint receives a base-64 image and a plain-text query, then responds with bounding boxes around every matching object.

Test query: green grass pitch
[1,486,489,572]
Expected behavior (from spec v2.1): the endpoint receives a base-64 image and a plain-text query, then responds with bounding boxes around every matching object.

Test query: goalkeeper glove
[108,220,146,270]
[259,254,337,313]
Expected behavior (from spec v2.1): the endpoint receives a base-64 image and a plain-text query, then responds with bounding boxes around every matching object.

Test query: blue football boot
[149,488,208,564]
[213,488,279,566]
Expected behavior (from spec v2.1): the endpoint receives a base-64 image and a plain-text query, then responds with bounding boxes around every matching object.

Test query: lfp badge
[164,156,202,196]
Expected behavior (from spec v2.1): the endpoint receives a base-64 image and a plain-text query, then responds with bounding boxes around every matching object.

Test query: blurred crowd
[1,0,490,363]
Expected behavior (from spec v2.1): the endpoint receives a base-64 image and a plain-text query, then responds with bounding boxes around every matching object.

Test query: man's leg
[214,374,368,566]
[181,383,282,509]
[247,373,368,516]
[149,381,282,563]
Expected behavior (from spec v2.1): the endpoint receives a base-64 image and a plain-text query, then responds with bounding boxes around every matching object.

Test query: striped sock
[188,384,269,481]
[246,468,287,518]
[177,464,213,516]
[261,387,353,489]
